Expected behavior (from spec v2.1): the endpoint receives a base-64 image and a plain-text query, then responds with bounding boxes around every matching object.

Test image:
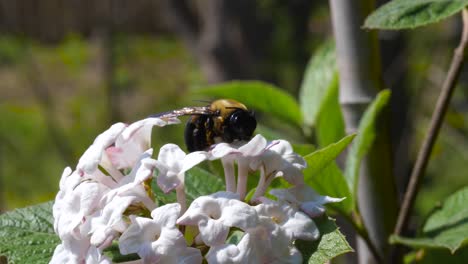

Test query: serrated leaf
[193,81,303,127]
[390,186,468,253]
[0,202,59,264]
[300,40,338,129]
[364,0,468,30]
[297,216,353,263]
[344,90,391,197]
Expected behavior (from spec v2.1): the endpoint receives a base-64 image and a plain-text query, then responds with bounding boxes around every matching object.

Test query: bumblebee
[151,99,257,152]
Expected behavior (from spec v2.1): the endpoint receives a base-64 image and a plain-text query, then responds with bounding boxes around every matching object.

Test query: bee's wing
[149,106,214,119]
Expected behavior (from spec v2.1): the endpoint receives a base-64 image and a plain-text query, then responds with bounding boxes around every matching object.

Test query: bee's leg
[205,116,219,147]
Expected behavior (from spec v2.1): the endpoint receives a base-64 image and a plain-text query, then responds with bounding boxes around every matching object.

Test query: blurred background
[0,0,467,237]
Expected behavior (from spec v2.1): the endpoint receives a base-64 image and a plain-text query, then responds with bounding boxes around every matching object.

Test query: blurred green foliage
[0,34,203,209]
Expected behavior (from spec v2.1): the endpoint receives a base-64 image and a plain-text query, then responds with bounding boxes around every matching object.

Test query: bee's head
[227,109,257,140]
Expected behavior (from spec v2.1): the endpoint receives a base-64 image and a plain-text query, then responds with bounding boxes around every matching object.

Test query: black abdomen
[184,115,213,152]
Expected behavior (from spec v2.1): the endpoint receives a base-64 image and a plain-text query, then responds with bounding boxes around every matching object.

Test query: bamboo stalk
[329,0,398,263]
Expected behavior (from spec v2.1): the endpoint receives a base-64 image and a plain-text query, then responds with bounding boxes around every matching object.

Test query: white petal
[206,233,256,264]
[119,216,158,255]
[157,169,180,193]
[49,244,75,264]
[149,227,186,256]
[158,144,186,168]
[50,234,91,264]
[131,155,157,184]
[268,140,293,156]
[181,151,209,173]
[120,117,180,143]
[256,202,319,241]
[85,246,112,264]
[89,196,136,246]
[238,134,267,156]
[78,123,126,174]
[177,247,203,264]
[55,182,107,240]
[151,203,181,228]
[280,165,305,185]
[178,192,257,246]
[210,143,239,159]
[58,167,73,191]
[220,199,258,230]
[270,185,344,218]
[198,218,231,246]
[283,209,319,240]
[110,117,178,170]
[270,246,302,264]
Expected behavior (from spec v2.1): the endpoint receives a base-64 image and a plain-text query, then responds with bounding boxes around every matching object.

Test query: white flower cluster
[51,117,343,264]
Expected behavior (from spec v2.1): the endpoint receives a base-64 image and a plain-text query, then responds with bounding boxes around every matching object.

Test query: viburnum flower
[205,232,255,263]
[51,113,344,264]
[155,143,209,211]
[250,139,307,201]
[255,198,319,241]
[106,117,180,170]
[177,192,259,246]
[51,117,179,263]
[119,203,202,263]
[270,184,345,218]
[210,134,267,199]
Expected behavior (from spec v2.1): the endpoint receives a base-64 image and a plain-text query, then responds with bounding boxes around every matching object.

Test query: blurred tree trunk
[329,0,398,263]
[96,0,122,123]
[161,0,258,83]
[161,0,314,86]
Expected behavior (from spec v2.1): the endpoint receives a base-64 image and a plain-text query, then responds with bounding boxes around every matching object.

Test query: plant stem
[222,159,236,193]
[394,9,468,236]
[340,211,383,263]
[236,159,249,200]
[176,183,187,213]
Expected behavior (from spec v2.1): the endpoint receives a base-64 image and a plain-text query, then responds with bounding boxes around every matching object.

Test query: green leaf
[255,124,285,141]
[305,162,353,213]
[303,134,355,213]
[304,133,356,176]
[185,167,225,202]
[299,41,338,129]
[404,247,468,264]
[315,76,345,147]
[364,0,468,30]
[226,230,244,245]
[292,143,316,157]
[193,81,303,127]
[297,216,353,263]
[0,202,59,264]
[344,90,391,197]
[153,167,225,206]
[103,243,140,263]
[390,186,468,253]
